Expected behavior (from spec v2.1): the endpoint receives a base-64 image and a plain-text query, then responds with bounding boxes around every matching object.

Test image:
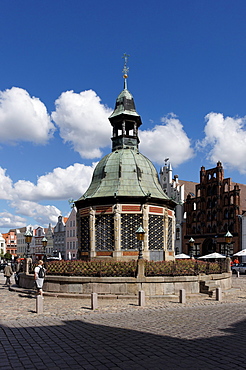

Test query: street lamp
[42,236,48,261]
[24,230,33,258]
[224,231,233,257]
[136,226,145,260]
[189,237,195,258]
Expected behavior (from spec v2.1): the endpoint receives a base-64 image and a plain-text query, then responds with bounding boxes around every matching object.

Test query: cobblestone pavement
[1,272,246,369]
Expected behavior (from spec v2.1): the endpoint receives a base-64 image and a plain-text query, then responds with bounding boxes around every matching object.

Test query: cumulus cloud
[197,113,246,173]
[0,87,55,144]
[10,200,61,226]
[139,114,194,166]
[13,163,95,201]
[0,162,95,227]
[0,163,94,203]
[0,211,26,229]
[0,168,14,200]
[52,90,112,159]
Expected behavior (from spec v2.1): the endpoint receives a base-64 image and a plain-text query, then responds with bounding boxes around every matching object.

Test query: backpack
[38,266,45,278]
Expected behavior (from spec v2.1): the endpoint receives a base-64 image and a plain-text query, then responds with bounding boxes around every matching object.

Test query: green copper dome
[76,68,174,207]
[77,148,170,201]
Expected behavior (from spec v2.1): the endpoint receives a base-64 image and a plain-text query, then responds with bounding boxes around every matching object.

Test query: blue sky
[1,0,246,232]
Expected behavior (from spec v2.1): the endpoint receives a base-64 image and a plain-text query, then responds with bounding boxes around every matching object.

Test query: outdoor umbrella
[175,253,190,259]
[198,252,226,259]
[233,249,246,256]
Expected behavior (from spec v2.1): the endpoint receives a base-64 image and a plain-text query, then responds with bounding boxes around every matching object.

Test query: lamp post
[224,231,233,257]
[136,226,145,260]
[189,237,195,258]
[42,236,48,261]
[24,230,33,258]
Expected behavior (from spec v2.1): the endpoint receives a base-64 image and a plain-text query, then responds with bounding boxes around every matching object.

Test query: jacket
[4,265,13,277]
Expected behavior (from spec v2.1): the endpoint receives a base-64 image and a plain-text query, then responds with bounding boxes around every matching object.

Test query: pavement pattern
[1,272,246,369]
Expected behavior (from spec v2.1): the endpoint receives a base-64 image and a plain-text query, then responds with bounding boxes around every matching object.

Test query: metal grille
[148,215,164,250]
[95,214,114,250]
[167,217,173,250]
[80,216,89,251]
[121,214,142,250]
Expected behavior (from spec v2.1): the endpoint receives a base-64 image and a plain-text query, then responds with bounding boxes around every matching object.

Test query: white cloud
[10,200,61,226]
[0,168,14,200]
[198,113,246,173]
[52,90,112,159]
[0,211,26,229]
[0,162,95,227]
[13,163,95,201]
[0,87,55,144]
[139,114,194,166]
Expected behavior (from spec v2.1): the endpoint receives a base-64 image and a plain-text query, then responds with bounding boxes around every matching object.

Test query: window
[176,228,180,240]
[224,209,228,219]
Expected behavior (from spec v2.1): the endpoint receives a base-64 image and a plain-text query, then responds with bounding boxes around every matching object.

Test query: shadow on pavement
[1,310,246,369]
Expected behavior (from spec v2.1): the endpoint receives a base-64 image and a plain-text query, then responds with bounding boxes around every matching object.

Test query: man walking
[4,263,13,286]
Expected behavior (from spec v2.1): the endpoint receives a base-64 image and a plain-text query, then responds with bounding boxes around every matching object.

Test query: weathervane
[122,53,130,88]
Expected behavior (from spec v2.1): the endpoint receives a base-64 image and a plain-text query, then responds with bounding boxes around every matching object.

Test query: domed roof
[77,148,170,202]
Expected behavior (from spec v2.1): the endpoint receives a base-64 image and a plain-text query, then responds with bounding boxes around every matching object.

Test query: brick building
[183,161,243,256]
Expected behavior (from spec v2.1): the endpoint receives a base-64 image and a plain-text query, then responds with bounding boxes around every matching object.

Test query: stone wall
[19,272,232,296]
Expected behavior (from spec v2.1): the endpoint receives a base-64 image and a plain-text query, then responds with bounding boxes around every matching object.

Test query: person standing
[4,263,13,286]
[34,260,46,296]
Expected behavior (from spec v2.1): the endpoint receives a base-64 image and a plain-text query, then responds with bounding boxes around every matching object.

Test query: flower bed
[33,259,226,277]
[145,260,224,276]
[44,260,138,277]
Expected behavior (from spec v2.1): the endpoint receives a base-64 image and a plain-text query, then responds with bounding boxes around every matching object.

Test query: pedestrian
[34,260,46,296]
[4,263,13,286]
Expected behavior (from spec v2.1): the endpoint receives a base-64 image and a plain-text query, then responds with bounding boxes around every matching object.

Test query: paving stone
[1,274,246,369]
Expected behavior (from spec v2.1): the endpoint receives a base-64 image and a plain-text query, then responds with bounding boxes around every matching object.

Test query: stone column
[142,204,149,260]
[89,207,96,259]
[163,209,168,261]
[113,204,122,259]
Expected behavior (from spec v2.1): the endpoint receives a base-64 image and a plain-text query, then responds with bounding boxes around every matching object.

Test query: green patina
[78,148,169,200]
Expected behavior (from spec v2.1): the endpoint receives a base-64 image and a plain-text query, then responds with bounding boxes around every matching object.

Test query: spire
[109,54,142,151]
[122,53,130,90]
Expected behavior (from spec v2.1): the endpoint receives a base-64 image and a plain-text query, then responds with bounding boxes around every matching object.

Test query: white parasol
[233,249,246,256]
[198,252,226,259]
[175,253,190,259]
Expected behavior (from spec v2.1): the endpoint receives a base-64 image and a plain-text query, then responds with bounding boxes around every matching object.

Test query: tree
[4,252,12,260]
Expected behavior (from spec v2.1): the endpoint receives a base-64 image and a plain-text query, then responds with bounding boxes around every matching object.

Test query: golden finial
[122,53,130,89]
[122,53,130,79]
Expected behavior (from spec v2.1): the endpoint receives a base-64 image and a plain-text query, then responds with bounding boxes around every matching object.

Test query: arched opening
[202,237,215,255]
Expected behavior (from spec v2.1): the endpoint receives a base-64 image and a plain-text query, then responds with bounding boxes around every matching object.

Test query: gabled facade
[65,207,78,259]
[53,216,67,259]
[45,224,54,257]
[183,161,241,256]
[2,230,17,256]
